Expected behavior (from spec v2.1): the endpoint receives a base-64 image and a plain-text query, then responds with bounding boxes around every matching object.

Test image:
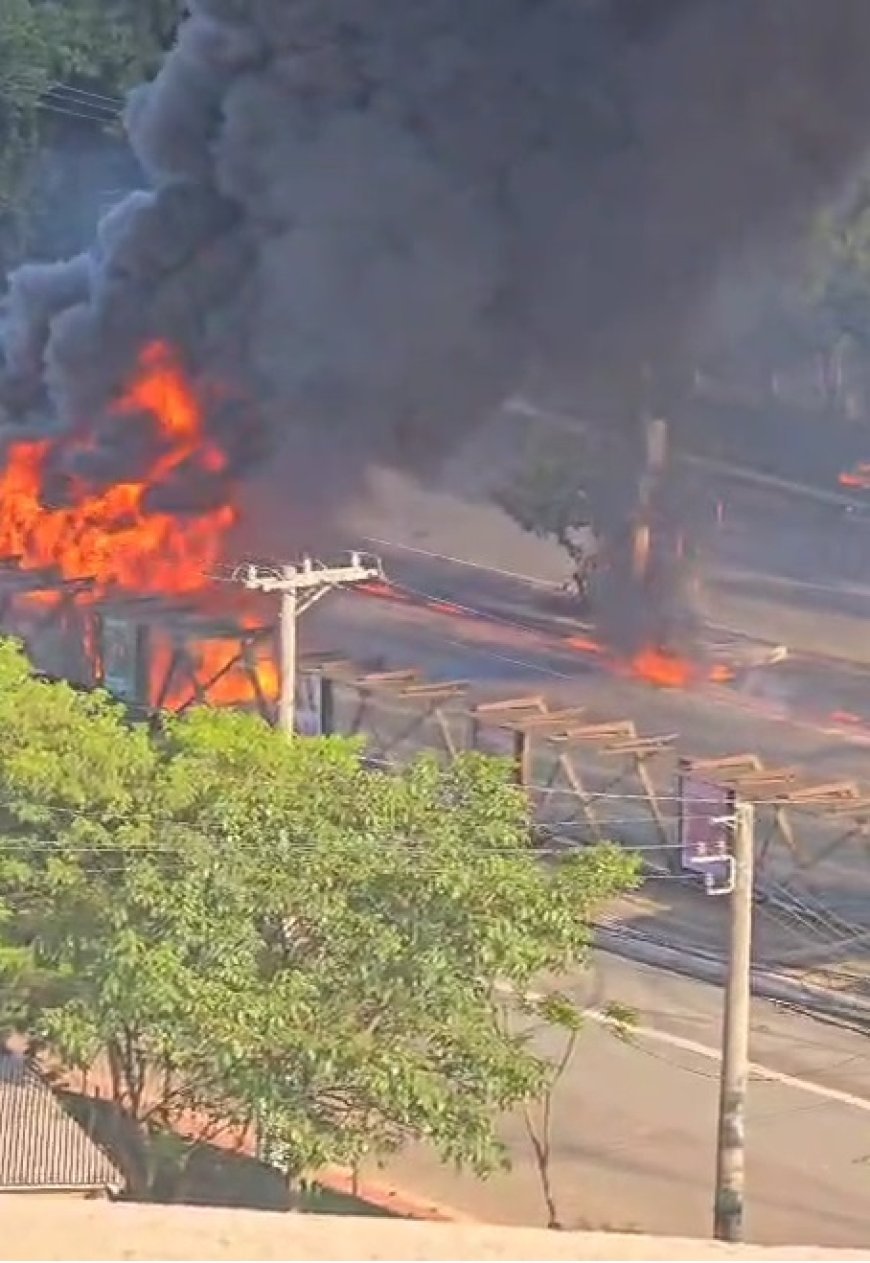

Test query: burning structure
[4,0,870,675]
[0,340,234,594]
[0,339,274,710]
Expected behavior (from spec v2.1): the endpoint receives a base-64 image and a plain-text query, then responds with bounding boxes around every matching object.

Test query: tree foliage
[494,427,593,552]
[0,639,640,1196]
[0,0,180,214]
[804,186,870,353]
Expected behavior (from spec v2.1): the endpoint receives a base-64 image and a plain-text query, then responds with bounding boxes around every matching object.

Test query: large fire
[0,340,236,595]
[0,341,735,708]
[0,341,275,710]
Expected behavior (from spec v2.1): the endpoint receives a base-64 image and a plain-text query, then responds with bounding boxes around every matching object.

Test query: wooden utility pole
[237,554,381,736]
[713,798,755,1243]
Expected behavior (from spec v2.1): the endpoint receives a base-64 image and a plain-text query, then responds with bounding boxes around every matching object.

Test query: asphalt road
[307,583,870,974]
[308,451,870,1244]
[372,952,870,1249]
[300,467,870,972]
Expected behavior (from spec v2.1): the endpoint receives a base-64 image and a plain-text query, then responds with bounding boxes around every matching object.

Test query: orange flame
[153,636,279,711]
[627,647,734,689]
[629,647,696,688]
[0,340,236,596]
[839,464,870,490]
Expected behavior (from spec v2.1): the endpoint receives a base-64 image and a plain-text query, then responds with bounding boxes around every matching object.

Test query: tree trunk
[102,1102,152,1199]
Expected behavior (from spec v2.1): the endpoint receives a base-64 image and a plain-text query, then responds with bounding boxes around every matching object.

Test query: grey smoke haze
[4,0,870,529]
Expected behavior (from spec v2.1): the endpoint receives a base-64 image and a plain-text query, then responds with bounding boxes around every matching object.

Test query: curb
[52,1061,472,1226]
[594,926,870,1028]
[315,1165,473,1224]
[705,616,870,676]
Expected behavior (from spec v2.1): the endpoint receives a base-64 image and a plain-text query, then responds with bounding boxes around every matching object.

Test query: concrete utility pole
[633,415,669,581]
[237,553,381,736]
[713,799,755,1244]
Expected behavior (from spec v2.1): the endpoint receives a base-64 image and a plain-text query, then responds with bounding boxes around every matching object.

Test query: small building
[0,1051,122,1197]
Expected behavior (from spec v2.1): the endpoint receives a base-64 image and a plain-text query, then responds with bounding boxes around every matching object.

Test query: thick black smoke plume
[3,0,870,635]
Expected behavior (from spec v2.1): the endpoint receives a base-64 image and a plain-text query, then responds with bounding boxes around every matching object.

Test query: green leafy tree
[0,639,160,1032]
[785,186,870,412]
[494,427,594,555]
[806,191,870,351]
[100,0,182,63]
[0,0,180,220]
[0,640,640,1197]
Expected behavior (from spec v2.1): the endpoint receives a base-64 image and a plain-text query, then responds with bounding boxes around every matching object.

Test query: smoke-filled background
[4,0,870,641]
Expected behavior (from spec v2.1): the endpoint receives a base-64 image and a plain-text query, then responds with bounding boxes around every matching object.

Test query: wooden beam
[355,669,421,687]
[785,781,860,804]
[726,766,797,786]
[680,753,763,774]
[298,651,356,673]
[555,720,637,743]
[601,735,677,755]
[312,657,366,679]
[473,695,546,716]
[516,708,588,731]
[826,799,870,817]
[400,681,468,700]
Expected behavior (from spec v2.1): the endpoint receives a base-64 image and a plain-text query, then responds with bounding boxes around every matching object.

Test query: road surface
[299,410,870,1243]
[298,465,870,982]
[306,570,870,971]
[370,951,870,1249]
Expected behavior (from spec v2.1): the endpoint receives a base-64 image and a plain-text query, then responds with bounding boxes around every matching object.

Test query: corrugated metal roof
[0,1052,122,1192]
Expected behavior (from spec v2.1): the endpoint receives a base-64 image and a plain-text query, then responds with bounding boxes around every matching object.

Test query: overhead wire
[3,73,868,1138]
[47,82,125,109]
[107,562,870,964]
[0,791,702,852]
[36,99,120,126]
[7,850,866,1124]
[4,79,127,127]
[0,414,858,992]
[332,574,870,956]
[0,766,864,1109]
[584,1026,870,1132]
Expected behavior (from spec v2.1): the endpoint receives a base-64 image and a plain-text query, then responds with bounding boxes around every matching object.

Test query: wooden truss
[298,652,469,765]
[470,696,676,850]
[678,753,870,876]
[89,600,274,717]
[297,656,675,855]
[153,611,275,718]
[8,576,870,893]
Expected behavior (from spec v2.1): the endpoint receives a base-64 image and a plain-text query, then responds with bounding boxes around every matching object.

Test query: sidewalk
[709,586,870,669]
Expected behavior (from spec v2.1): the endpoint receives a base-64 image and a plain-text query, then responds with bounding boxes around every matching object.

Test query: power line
[36,99,119,126]
[48,81,125,109]
[24,80,127,128]
[0,822,692,853]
